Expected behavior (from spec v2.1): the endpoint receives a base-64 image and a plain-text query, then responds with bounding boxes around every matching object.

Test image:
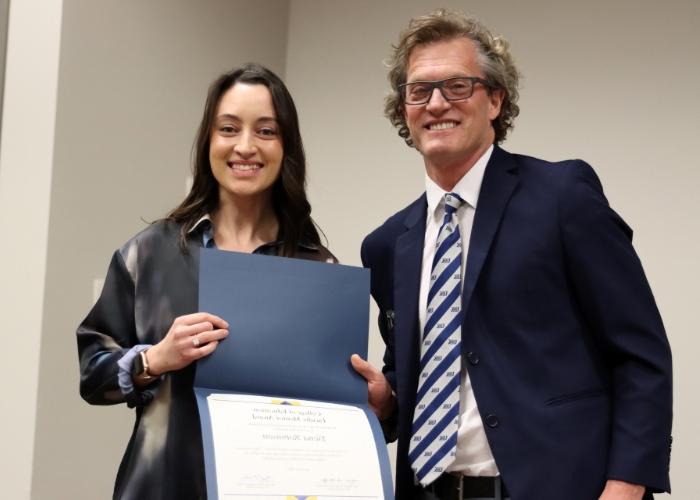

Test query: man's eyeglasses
[399,76,492,105]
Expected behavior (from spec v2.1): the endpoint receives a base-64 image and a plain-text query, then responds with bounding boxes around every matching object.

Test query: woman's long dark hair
[167,63,321,256]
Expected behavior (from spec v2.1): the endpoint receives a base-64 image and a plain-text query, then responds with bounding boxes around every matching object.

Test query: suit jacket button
[485,414,499,428]
[467,352,479,365]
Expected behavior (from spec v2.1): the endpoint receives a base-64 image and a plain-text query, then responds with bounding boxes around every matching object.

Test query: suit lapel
[391,147,518,394]
[393,195,427,399]
[462,147,519,313]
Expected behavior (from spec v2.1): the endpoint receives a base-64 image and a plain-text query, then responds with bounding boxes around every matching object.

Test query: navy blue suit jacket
[361,147,672,500]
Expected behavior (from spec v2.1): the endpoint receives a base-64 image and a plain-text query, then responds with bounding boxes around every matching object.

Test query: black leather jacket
[77,219,335,499]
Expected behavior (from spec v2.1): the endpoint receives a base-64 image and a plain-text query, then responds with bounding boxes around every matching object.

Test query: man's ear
[488,88,505,120]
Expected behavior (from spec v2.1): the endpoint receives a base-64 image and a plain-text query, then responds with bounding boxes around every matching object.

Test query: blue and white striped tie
[410,192,464,486]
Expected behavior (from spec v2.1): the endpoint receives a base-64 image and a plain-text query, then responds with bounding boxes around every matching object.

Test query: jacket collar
[392,146,520,380]
[187,214,320,252]
[461,145,519,314]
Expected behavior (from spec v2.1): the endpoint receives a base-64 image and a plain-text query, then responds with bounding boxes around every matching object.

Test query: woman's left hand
[146,312,229,376]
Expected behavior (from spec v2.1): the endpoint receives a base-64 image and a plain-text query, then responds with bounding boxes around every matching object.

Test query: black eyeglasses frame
[399,76,493,105]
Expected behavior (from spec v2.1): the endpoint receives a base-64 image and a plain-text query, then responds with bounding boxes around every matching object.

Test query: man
[351,9,672,500]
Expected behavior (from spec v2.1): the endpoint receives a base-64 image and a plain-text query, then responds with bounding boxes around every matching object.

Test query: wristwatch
[131,350,153,380]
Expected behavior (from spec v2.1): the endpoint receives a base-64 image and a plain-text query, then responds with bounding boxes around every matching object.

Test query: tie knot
[443,193,463,216]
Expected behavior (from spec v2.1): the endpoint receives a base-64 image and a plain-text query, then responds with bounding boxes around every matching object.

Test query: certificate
[207,394,384,499]
[195,249,393,499]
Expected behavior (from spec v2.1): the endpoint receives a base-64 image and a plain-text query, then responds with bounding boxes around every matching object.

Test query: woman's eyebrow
[215,114,277,122]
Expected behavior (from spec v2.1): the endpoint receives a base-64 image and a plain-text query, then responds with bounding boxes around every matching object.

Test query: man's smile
[426,120,460,131]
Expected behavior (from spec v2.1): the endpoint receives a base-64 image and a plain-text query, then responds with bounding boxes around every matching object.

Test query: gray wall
[0,0,63,498]
[0,0,9,139]
[0,0,695,498]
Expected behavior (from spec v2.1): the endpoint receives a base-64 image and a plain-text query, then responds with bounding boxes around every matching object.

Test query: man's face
[404,37,504,174]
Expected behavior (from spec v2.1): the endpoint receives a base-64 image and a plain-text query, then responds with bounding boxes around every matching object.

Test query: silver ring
[192,336,201,348]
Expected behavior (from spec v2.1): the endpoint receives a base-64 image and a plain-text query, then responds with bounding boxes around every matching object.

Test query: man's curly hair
[385,9,521,147]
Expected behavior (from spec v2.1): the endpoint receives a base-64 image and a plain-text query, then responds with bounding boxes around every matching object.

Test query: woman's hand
[146,312,229,376]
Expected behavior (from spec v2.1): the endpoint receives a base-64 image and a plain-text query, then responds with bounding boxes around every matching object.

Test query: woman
[77,63,335,500]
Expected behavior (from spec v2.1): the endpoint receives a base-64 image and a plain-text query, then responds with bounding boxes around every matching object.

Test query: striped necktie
[409,192,464,486]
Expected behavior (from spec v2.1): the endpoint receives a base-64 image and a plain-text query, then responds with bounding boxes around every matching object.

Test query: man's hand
[351,354,395,420]
[599,480,645,500]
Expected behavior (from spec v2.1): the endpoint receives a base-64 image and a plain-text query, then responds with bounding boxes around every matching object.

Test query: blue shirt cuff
[117,344,152,396]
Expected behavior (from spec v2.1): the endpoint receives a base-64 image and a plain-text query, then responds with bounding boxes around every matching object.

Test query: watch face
[131,351,145,378]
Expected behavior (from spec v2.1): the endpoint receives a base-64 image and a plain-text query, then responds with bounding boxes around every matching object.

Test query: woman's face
[209,83,283,204]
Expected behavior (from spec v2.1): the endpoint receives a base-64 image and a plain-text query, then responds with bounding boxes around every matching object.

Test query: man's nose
[425,87,451,112]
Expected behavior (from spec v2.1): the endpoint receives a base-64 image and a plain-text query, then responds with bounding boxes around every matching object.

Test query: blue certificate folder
[194,248,394,499]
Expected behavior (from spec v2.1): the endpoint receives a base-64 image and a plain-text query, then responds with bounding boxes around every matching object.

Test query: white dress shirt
[418,145,499,476]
